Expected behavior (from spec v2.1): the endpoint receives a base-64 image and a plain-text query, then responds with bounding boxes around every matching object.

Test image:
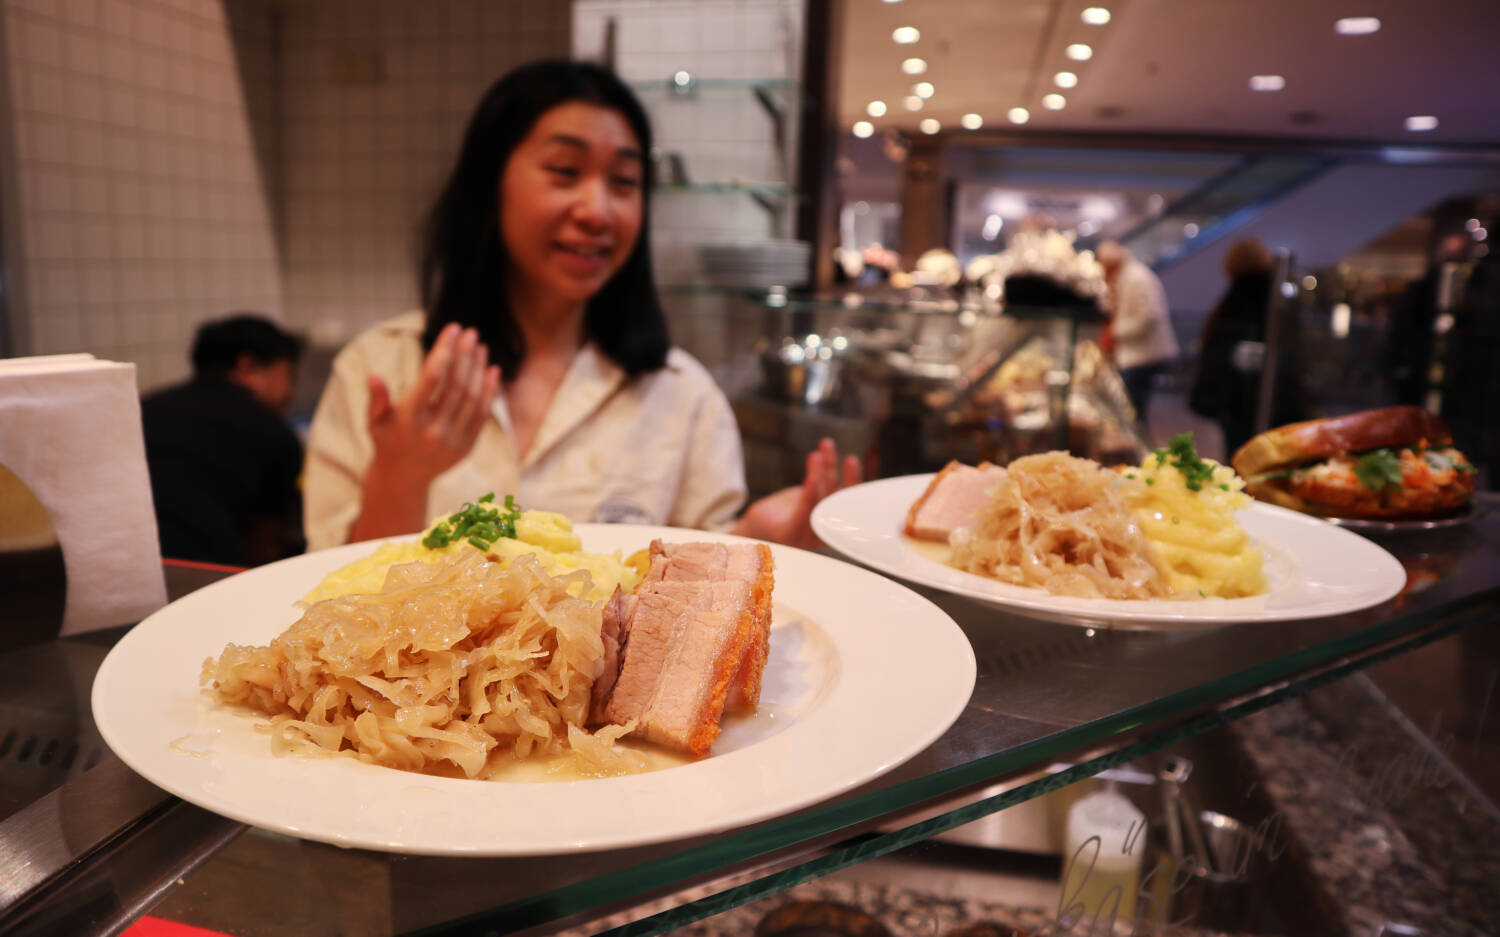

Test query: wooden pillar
[899,137,947,268]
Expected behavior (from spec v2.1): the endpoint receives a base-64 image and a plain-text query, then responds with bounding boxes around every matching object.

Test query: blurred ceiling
[839,0,1500,144]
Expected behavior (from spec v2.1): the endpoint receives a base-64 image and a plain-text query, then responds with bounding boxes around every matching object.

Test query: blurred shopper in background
[141,314,305,567]
[1387,231,1470,407]
[1097,241,1179,433]
[1190,238,1306,458]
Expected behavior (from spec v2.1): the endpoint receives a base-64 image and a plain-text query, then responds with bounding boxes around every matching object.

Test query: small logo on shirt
[594,497,653,525]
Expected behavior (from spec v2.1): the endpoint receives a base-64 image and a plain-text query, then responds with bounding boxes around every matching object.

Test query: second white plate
[811,474,1406,628]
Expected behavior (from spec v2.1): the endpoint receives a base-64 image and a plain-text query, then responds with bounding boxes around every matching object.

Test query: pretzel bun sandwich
[1231,406,1476,519]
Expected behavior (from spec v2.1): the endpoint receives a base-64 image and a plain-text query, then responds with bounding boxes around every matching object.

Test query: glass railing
[6,499,1497,936]
[1121,155,1333,270]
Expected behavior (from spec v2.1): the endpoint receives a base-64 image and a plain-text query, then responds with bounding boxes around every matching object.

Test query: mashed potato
[1120,438,1266,598]
[302,504,638,605]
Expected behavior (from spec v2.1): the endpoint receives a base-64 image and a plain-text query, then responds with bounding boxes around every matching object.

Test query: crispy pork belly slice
[590,541,776,756]
[599,583,753,755]
[903,460,1008,541]
[646,541,774,713]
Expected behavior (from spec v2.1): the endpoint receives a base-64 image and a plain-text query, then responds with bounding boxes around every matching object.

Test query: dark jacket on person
[1190,272,1306,455]
[140,376,303,566]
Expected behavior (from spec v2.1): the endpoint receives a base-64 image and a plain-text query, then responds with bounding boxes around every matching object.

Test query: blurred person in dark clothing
[1388,232,1471,407]
[141,314,305,566]
[1190,238,1307,459]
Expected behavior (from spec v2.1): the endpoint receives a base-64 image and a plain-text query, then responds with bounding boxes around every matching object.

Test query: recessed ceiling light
[1081,6,1111,25]
[1183,222,1200,238]
[852,121,874,138]
[892,26,920,44]
[1008,107,1030,124]
[1302,275,1318,290]
[904,95,924,111]
[1042,93,1066,110]
[961,112,983,130]
[913,81,935,98]
[1249,75,1286,91]
[920,118,940,134]
[1065,43,1093,61]
[867,100,887,117]
[901,57,927,75]
[1404,115,1439,132]
[1467,218,1482,231]
[1054,71,1078,89]
[1335,16,1380,35]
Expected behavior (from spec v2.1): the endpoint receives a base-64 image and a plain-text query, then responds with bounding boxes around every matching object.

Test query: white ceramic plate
[92,525,975,856]
[811,474,1406,628]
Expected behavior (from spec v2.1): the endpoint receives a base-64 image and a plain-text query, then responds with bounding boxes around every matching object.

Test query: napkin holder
[0,355,168,637]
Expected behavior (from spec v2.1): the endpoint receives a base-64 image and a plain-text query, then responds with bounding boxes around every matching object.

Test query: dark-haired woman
[304,61,856,552]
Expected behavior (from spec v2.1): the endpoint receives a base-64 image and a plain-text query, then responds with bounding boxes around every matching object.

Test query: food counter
[2,494,1497,936]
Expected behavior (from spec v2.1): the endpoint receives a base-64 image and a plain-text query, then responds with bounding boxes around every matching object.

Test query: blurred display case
[678,287,1148,498]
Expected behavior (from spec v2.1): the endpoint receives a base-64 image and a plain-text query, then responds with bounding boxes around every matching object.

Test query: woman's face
[499,101,645,306]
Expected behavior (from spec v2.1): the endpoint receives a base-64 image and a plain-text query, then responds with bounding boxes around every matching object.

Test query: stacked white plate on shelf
[698,240,810,289]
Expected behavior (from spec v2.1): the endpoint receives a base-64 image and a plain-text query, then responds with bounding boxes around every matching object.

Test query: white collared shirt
[303,312,747,551]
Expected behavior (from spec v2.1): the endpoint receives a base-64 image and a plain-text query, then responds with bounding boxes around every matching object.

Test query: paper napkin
[0,355,168,634]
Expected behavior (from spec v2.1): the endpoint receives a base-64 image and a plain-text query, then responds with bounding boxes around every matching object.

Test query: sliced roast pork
[590,540,774,757]
[903,460,1008,541]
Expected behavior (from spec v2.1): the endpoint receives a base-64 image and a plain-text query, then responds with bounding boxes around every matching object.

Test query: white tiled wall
[276,0,572,349]
[572,0,805,286]
[1,0,283,391]
[0,0,570,390]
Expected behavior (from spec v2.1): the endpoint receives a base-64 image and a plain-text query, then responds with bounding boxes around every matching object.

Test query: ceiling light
[1183,222,1200,238]
[1077,219,1099,237]
[1249,75,1285,91]
[1042,93,1066,110]
[1065,43,1093,61]
[1475,227,1489,241]
[982,214,1003,240]
[1008,107,1030,124]
[1081,6,1111,25]
[852,121,874,138]
[1335,16,1380,35]
[960,112,983,130]
[920,118,940,134]
[1405,115,1439,131]
[913,81,935,98]
[901,57,927,75]
[867,100,887,117]
[1054,71,1078,89]
[892,26,920,44]
[1466,218,1481,231]
[904,95,924,111]
[1302,275,1318,290]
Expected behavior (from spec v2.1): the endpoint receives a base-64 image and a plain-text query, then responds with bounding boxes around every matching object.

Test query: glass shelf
[6,505,1499,937]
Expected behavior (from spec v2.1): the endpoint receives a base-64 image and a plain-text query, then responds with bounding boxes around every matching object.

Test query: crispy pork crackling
[589,541,774,757]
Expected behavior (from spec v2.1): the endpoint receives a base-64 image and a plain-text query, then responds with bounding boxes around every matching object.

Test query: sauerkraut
[202,550,640,778]
[950,451,1171,599]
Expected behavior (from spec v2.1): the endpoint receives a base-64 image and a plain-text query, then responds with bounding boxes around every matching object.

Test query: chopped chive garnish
[422,492,523,551]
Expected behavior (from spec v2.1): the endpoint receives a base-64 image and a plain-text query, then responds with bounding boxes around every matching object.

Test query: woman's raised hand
[732,437,862,549]
[348,324,501,542]
[369,323,501,484]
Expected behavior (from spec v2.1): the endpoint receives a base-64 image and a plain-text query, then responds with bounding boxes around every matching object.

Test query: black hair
[419,60,668,377]
[191,314,302,377]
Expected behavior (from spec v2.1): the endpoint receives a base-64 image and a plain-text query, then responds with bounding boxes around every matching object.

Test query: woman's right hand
[348,323,501,542]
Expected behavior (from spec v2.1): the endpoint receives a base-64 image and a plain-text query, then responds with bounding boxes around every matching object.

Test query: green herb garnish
[1353,449,1404,492]
[422,492,522,551]
[1154,433,1216,491]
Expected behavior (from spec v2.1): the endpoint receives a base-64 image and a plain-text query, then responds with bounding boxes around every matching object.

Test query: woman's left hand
[731,437,862,549]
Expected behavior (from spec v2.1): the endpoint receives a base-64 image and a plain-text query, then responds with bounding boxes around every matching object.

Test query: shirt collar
[490,343,628,469]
